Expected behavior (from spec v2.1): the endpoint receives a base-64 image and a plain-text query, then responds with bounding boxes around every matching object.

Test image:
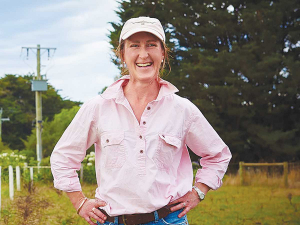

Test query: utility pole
[21,45,56,164]
[36,44,42,164]
[0,108,10,141]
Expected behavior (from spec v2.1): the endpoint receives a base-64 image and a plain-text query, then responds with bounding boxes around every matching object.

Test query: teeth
[136,63,152,67]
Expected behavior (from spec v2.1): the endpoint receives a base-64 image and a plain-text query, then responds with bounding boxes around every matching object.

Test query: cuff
[54,177,82,192]
[195,169,223,190]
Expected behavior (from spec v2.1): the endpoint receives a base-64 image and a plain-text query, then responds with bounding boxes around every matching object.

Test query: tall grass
[0,167,299,224]
[224,168,300,188]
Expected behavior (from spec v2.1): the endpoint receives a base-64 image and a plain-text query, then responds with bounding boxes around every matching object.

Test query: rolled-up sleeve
[50,101,98,192]
[185,106,232,190]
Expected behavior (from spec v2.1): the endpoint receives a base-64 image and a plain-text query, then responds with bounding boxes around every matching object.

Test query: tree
[0,74,81,150]
[109,0,300,162]
[23,106,80,159]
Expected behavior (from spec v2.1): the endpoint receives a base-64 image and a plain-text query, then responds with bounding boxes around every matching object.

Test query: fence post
[283,162,288,188]
[239,161,244,186]
[30,167,34,181]
[30,167,34,189]
[9,165,14,200]
[80,164,83,182]
[16,166,21,191]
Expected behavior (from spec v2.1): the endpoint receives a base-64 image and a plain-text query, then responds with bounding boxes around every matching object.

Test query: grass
[188,186,300,225]
[0,170,299,224]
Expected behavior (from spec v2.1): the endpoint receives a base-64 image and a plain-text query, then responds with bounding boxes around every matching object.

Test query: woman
[50,16,231,225]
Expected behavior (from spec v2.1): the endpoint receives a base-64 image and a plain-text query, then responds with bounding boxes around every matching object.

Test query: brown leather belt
[99,204,176,225]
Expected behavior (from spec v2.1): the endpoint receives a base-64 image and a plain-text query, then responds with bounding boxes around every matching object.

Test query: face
[123,32,164,83]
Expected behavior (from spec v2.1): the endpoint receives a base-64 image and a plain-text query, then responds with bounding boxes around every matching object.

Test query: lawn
[188,186,300,225]
[1,181,299,225]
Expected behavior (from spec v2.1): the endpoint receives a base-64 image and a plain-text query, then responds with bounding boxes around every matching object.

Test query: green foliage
[0,74,81,150]
[82,152,96,184]
[0,150,27,182]
[0,140,11,151]
[0,150,27,168]
[24,106,80,158]
[109,0,300,162]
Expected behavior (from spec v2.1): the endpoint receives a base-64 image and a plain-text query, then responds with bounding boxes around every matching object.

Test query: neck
[123,76,160,103]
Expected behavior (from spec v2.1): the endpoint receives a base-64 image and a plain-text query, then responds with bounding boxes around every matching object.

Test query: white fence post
[9,165,14,200]
[30,167,34,181]
[24,162,28,171]
[16,166,21,191]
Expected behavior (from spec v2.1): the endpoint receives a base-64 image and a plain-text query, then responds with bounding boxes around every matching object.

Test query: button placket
[137,127,146,175]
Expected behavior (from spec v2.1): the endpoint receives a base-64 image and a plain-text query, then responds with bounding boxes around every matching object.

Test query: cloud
[34,1,81,13]
[0,0,121,102]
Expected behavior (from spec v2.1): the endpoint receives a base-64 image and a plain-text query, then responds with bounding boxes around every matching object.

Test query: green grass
[0,182,299,224]
[187,186,300,225]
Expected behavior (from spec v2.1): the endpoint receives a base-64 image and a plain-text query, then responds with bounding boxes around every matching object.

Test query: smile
[136,63,153,67]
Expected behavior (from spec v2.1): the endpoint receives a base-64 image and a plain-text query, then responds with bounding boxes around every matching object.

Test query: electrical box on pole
[31,80,48,91]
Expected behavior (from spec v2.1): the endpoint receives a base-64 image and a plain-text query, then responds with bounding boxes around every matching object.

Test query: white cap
[119,17,165,43]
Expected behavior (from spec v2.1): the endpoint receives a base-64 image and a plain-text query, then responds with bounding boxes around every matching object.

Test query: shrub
[82,152,96,184]
[0,150,27,167]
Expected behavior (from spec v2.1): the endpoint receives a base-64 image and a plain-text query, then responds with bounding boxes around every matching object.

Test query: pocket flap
[101,132,124,147]
[159,134,181,148]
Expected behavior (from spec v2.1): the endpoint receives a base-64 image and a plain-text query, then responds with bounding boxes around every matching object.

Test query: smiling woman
[122,32,164,84]
[115,19,170,77]
[50,16,232,225]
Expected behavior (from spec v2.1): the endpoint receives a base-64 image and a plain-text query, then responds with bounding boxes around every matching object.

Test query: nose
[139,46,149,59]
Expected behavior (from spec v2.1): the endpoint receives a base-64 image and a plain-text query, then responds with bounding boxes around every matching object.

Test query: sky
[0,0,121,102]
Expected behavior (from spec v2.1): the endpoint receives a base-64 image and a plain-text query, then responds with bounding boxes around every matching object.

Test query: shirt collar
[101,75,179,102]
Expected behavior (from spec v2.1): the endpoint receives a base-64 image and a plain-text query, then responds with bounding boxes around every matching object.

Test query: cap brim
[120,28,164,43]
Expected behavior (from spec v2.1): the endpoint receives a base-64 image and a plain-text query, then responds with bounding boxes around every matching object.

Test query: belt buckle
[122,214,128,225]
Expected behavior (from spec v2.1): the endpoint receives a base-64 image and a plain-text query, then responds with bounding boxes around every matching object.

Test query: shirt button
[143,121,146,125]
[147,107,151,110]
[140,150,144,154]
[139,135,143,139]
[106,139,109,143]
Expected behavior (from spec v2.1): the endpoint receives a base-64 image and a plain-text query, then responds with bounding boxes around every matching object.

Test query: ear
[120,40,126,64]
[121,49,126,64]
[159,41,165,57]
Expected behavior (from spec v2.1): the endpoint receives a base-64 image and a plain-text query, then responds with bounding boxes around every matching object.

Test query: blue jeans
[97,209,188,225]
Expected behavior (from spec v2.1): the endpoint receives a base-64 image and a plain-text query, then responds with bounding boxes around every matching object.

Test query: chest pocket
[101,132,126,168]
[154,134,182,172]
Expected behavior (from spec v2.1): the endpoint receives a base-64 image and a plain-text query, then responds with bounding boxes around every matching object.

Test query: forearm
[66,191,87,210]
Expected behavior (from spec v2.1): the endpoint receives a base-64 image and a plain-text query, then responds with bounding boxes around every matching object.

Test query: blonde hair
[114,38,171,77]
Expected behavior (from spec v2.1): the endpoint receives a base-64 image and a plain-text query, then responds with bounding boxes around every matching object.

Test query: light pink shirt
[50,75,231,216]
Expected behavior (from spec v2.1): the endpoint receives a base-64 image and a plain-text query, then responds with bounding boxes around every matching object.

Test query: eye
[130,44,139,48]
[148,43,157,47]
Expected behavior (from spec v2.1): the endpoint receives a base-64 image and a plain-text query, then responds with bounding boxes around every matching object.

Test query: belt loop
[154,210,159,222]
[114,216,119,224]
